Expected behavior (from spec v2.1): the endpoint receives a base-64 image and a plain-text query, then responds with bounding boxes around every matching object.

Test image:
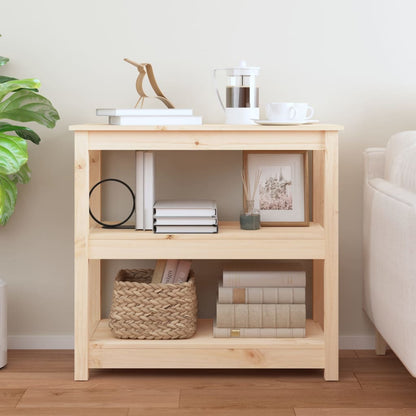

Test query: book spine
[161,260,178,284]
[222,271,306,288]
[218,286,306,304]
[135,151,144,230]
[152,259,167,284]
[153,209,217,217]
[109,115,202,126]
[154,225,218,234]
[143,152,154,230]
[216,303,306,328]
[97,108,193,116]
[213,324,305,338]
[173,260,192,284]
[153,216,218,226]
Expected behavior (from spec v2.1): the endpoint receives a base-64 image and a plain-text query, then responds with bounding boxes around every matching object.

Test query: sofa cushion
[385,131,416,192]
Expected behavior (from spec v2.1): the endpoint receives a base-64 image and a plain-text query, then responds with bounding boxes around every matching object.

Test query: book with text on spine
[218,284,305,304]
[213,321,306,338]
[216,303,306,328]
[161,260,178,284]
[222,269,306,288]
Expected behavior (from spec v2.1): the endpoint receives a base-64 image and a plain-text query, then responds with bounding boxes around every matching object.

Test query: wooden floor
[1,350,416,415]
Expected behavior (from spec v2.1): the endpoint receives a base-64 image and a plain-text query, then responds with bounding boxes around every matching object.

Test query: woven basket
[109,268,198,340]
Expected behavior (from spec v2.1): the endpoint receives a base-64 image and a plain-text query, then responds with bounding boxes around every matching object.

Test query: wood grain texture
[74,132,90,381]
[1,350,416,413]
[73,124,341,379]
[0,390,25,407]
[0,409,128,416]
[17,388,179,408]
[295,410,416,416]
[128,410,295,416]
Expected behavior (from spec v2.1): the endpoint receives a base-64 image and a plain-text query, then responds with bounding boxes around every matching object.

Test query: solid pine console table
[71,123,342,381]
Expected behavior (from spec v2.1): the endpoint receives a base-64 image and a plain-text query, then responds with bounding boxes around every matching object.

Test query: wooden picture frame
[243,151,309,226]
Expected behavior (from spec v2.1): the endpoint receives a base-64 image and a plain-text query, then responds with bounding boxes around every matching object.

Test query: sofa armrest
[368,178,416,208]
[364,148,385,181]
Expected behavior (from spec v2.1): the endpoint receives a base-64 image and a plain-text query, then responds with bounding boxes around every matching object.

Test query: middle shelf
[88,221,325,260]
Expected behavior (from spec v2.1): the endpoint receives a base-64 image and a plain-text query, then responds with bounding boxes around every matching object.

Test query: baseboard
[7,334,375,350]
[7,335,74,349]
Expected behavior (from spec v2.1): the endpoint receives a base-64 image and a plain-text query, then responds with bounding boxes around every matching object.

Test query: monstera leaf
[0,56,59,225]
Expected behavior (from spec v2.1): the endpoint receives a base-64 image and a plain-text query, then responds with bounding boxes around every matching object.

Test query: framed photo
[243,151,309,226]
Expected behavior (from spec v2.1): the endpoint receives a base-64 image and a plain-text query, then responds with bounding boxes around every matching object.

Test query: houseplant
[0,49,59,225]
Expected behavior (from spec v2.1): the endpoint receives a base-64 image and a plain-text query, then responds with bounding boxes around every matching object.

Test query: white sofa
[363,131,416,376]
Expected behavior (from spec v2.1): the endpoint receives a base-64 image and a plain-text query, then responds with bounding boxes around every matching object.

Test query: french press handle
[213,68,226,112]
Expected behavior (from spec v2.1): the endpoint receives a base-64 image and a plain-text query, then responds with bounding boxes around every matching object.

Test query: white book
[143,152,155,230]
[135,151,144,230]
[108,115,202,126]
[154,225,218,234]
[96,108,193,116]
[154,216,217,226]
[154,200,217,217]
[222,269,306,288]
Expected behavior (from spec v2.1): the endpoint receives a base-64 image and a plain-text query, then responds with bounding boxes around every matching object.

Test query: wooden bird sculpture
[124,58,175,109]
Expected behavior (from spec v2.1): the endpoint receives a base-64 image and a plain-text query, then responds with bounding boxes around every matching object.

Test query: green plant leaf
[0,132,28,175]
[0,78,41,101]
[0,121,41,144]
[0,89,60,128]
[0,173,17,225]
[0,56,9,66]
[9,162,31,184]
[0,76,16,84]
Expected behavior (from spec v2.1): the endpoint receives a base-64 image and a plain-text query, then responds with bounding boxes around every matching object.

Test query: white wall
[1,0,416,348]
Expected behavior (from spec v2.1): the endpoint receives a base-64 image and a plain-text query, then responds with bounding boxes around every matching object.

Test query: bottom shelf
[89,319,325,369]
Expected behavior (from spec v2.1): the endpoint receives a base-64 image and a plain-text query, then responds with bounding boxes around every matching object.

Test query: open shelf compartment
[89,319,324,369]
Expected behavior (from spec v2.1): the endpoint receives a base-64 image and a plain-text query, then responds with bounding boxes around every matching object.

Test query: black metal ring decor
[89,178,135,228]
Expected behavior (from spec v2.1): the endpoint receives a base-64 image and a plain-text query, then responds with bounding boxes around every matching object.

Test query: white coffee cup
[265,103,297,121]
[292,103,314,122]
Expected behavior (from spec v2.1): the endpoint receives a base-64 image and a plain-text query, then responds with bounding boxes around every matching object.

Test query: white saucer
[254,119,319,126]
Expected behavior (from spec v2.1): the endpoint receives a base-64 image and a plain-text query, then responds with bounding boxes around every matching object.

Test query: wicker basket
[109,268,198,340]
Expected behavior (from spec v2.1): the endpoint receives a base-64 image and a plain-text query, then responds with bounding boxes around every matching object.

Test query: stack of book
[136,151,155,230]
[153,200,218,234]
[213,266,306,338]
[152,259,192,284]
[96,108,202,126]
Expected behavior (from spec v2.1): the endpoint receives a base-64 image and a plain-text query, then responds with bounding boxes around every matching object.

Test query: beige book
[216,303,306,328]
[161,259,178,284]
[218,284,305,304]
[173,260,192,283]
[152,259,167,283]
[222,269,306,288]
[213,321,306,338]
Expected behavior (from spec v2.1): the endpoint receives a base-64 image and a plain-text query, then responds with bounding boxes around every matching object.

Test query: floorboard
[0,350,415,414]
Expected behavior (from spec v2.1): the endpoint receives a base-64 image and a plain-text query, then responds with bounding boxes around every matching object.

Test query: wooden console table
[71,123,342,381]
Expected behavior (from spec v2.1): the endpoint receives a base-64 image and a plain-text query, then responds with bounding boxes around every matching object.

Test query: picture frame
[243,151,309,226]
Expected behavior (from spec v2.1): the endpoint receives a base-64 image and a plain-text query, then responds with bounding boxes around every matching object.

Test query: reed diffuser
[240,169,261,230]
